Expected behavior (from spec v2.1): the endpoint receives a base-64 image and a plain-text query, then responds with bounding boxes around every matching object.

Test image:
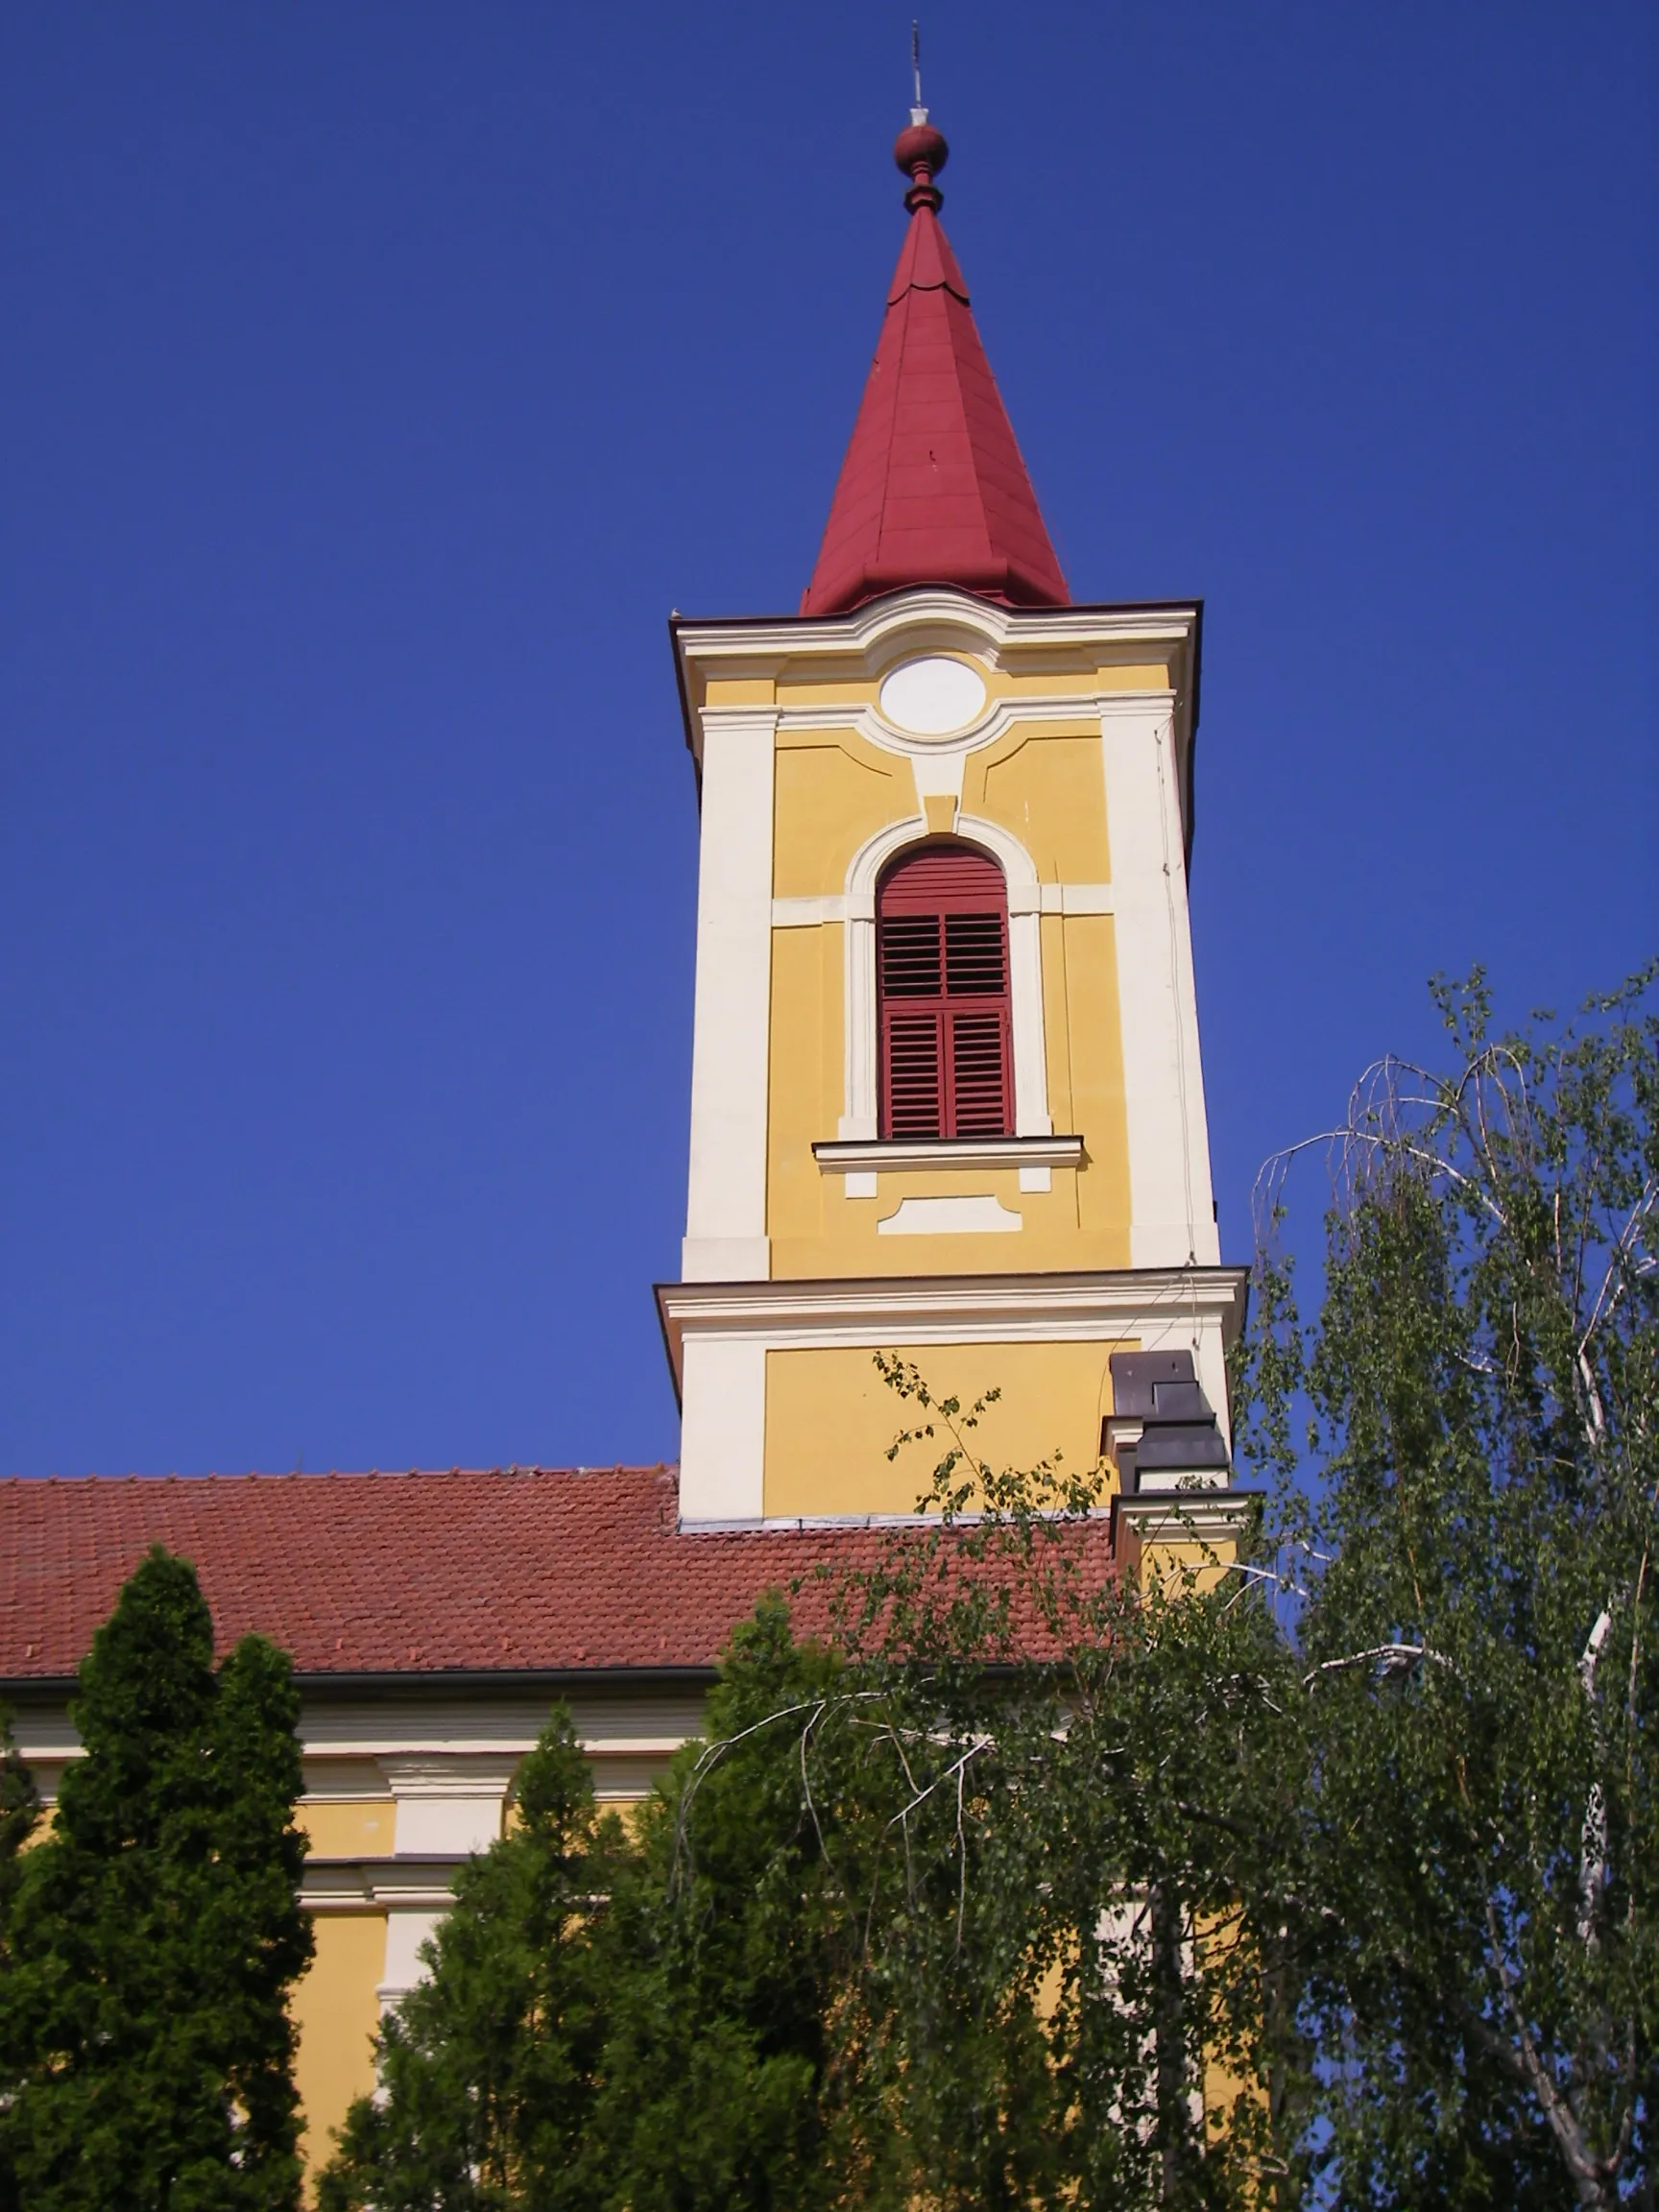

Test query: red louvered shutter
[877,844,1012,1140]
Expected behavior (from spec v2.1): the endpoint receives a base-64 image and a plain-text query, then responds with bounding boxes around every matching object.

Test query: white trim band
[813,1136,1084,1174]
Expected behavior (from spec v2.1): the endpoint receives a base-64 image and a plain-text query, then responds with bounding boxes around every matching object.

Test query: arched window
[877,842,1013,1140]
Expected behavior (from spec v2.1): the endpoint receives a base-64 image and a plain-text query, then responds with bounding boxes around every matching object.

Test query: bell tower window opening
[877,843,1013,1140]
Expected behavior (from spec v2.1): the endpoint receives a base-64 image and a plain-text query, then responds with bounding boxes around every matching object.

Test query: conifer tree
[318,1710,623,2212]
[0,1705,39,1926]
[595,1602,858,2212]
[0,1547,312,2212]
[0,1711,41,2212]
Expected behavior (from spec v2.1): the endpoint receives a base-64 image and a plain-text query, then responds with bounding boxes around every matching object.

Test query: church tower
[658,110,1248,1537]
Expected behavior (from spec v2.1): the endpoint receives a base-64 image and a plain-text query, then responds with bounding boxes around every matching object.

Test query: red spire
[802,114,1069,618]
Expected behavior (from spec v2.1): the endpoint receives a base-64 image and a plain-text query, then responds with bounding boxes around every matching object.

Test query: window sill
[812,1135,1085,1197]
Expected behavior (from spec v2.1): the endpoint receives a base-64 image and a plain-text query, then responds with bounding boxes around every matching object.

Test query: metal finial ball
[893,120,949,178]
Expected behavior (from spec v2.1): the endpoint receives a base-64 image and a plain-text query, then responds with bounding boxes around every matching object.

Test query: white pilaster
[378,1909,445,2015]
[683,709,778,1282]
[1098,697,1219,1269]
[677,1332,767,1523]
[378,1754,517,1856]
[374,1754,517,2015]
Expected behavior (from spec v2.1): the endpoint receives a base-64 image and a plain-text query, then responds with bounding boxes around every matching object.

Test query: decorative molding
[302,1855,469,1914]
[675,588,1199,677]
[376,1755,519,1798]
[1111,1490,1262,1549]
[1038,882,1114,914]
[877,1194,1022,1237]
[777,888,1111,930]
[658,1265,1250,1384]
[1094,687,1179,720]
[878,654,987,734]
[773,894,845,926]
[774,688,1118,760]
[813,1136,1084,1175]
[377,1752,517,1856]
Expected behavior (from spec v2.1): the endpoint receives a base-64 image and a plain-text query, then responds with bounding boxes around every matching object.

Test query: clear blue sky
[3,3,1653,1477]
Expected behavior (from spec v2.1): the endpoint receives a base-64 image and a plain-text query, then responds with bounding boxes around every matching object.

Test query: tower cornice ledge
[672,588,1201,668]
[656,1263,1249,1401]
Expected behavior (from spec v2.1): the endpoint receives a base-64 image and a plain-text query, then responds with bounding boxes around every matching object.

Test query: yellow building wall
[297,1797,394,1856]
[293,1911,386,2182]
[975,732,1109,881]
[763,711,1135,1280]
[767,923,838,1253]
[762,1338,1127,1519]
[1055,914,1132,1240]
[773,736,907,898]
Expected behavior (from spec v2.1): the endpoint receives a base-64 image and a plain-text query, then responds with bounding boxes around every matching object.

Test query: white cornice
[1112,1490,1262,1548]
[377,1754,519,1797]
[302,1856,467,1914]
[1095,689,1177,721]
[674,589,1199,667]
[657,1265,1249,1390]
[813,1136,1085,1174]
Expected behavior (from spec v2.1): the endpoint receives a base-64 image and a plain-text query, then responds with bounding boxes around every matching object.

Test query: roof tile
[0,1468,1117,1682]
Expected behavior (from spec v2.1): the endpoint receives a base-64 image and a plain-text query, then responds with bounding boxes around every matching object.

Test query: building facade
[0,103,1247,2180]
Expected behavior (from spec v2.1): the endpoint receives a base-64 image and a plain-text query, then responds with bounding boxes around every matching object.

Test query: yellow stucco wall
[767,923,838,1252]
[297,1797,394,1857]
[976,732,1109,881]
[293,1911,386,2183]
[762,1339,1125,1519]
[1053,914,1132,1241]
[762,700,1137,1280]
[759,663,1158,1285]
[774,736,907,898]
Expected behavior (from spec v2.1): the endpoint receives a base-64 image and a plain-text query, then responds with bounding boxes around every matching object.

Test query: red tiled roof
[0,1468,915,1681]
[801,123,1068,618]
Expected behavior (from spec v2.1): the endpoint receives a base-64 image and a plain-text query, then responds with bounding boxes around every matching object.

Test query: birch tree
[1248,967,1658,2205]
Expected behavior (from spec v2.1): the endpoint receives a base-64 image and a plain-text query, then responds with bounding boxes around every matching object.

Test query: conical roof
[802,116,1069,617]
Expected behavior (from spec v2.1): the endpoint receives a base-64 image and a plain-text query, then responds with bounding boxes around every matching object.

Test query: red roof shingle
[0,1468,903,1682]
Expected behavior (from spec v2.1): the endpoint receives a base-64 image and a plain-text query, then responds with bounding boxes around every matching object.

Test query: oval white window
[878,656,987,736]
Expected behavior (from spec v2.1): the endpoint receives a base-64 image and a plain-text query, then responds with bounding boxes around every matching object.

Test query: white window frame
[839,814,1051,1142]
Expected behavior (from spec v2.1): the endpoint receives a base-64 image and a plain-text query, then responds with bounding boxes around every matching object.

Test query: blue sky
[3,3,1653,1477]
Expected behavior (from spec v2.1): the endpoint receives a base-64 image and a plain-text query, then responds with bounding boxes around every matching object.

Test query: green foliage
[0,1705,40,1927]
[319,1712,622,2212]
[598,1604,853,2211]
[327,971,1656,2211]
[0,1708,41,2212]
[0,1547,312,2212]
[1243,968,1659,2206]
